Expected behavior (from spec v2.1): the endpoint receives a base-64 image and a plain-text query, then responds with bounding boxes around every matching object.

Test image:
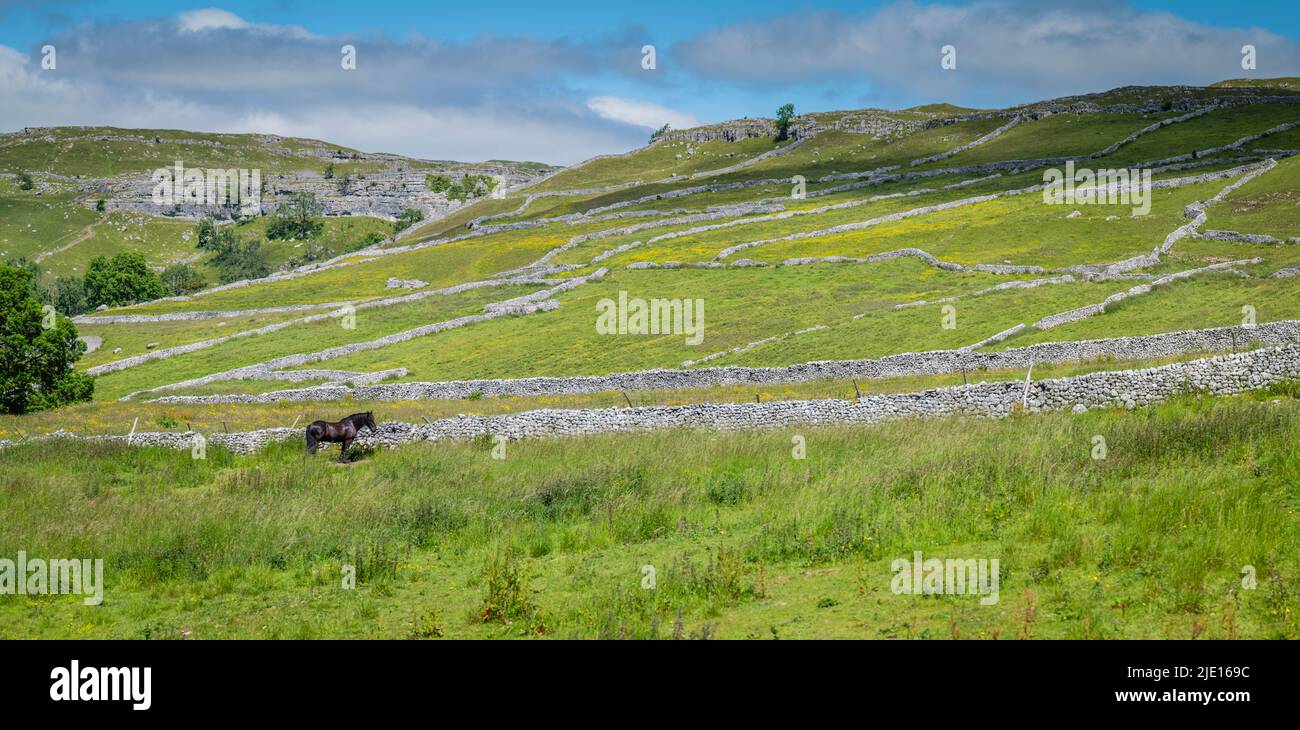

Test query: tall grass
[0,393,1296,638]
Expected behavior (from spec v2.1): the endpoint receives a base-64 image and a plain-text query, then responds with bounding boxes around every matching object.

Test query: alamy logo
[1043,161,1152,215]
[890,550,1000,605]
[151,160,261,215]
[596,291,704,345]
[50,660,151,710]
[0,551,103,605]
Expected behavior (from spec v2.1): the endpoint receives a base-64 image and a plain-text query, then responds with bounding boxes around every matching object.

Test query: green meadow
[1,392,1296,639]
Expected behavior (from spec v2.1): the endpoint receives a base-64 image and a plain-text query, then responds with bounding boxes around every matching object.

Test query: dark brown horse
[306,412,377,463]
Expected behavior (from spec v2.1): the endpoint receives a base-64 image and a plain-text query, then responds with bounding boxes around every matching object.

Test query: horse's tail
[305,425,320,455]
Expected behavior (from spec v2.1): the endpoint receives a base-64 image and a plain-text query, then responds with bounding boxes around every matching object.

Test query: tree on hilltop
[775,103,795,141]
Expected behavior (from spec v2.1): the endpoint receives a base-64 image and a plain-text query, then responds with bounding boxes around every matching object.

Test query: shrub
[705,473,749,505]
[477,549,547,634]
[50,276,87,315]
[17,172,34,190]
[161,263,206,296]
[393,207,424,233]
[0,264,94,414]
[210,234,271,284]
[195,217,217,250]
[427,173,497,202]
[286,242,330,268]
[424,174,452,194]
[95,199,106,212]
[266,192,324,240]
[83,251,167,308]
[408,608,445,639]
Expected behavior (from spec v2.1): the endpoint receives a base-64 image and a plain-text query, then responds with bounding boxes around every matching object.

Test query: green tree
[17,172,34,191]
[161,263,206,296]
[428,173,497,202]
[425,173,452,194]
[650,123,671,142]
[323,162,336,179]
[95,198,106,212]
[393,208,425,233]
[195,217,217,250]
[0,264,94,414]
[210,234,271,284]
[4,257,46,303]
[50,276,87,316]
[266,192,324,240]
[83,251,167,308]
[775,103,795,141]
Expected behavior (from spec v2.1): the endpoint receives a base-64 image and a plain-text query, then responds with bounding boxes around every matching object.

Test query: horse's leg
[339,437,352,463]
[306,431,318,455]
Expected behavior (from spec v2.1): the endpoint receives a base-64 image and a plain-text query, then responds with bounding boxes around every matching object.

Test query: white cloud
[0,41,646,165]
[675,1,1300,103]
[586,96,701,130]
[177,8,248,32]
[223,105,640,164]
[7,1,1292,166]
[175,7,317,39]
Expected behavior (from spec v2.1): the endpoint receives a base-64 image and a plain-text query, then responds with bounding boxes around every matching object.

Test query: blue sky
[1,0,1297,164]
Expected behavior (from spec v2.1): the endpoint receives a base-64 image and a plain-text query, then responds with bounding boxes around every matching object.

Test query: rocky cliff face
[659,118,817,143]
[101,164,551,221]
[0,128,558,221]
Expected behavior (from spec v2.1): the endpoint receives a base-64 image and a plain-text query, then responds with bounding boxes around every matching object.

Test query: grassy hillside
[2,82,1299,639]
[1206,153,1300,238]
[0,126,555,289]
[0,175,100,261]
[25,87,1299,396]
[0,127,367,178]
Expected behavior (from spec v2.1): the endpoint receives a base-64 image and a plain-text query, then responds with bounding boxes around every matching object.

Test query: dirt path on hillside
[34,209,108,264]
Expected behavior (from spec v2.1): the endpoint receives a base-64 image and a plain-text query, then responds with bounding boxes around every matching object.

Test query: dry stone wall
[22,342,1300,455]
[147,319,1300,405]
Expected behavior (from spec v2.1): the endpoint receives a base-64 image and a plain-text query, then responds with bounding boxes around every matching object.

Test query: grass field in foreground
[0,389,1296,639]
